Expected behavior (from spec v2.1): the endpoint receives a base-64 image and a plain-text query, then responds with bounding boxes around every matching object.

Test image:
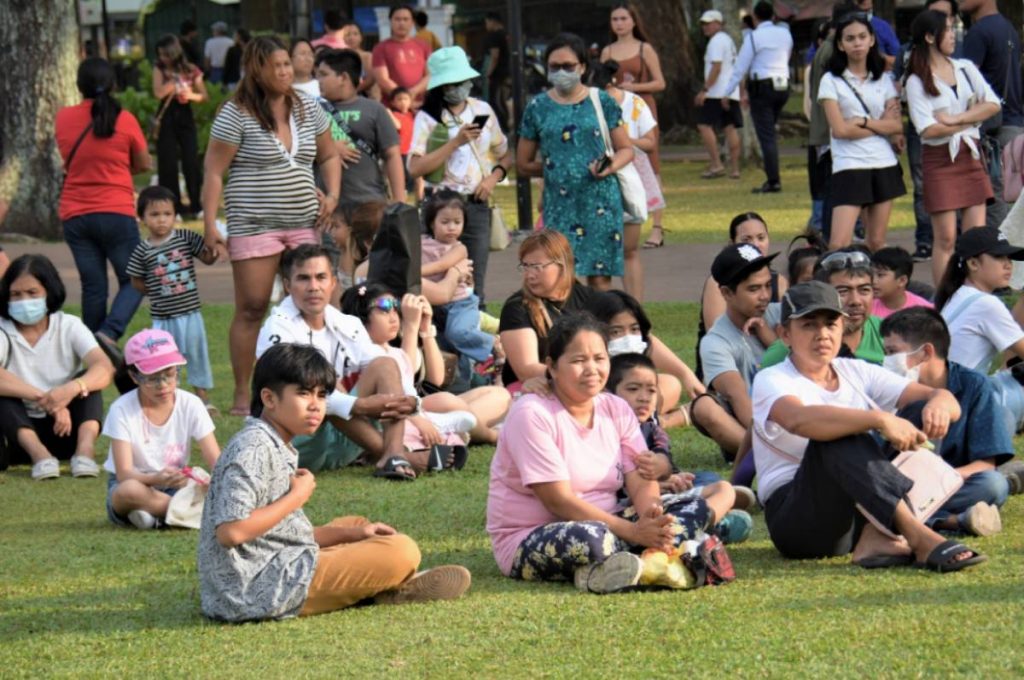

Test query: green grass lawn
[2,303,1024,677]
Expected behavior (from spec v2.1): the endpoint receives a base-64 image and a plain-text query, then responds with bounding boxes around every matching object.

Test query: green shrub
[115,60,230,155]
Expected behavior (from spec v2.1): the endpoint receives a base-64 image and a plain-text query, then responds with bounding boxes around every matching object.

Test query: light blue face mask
[9,297,47,325]
[443,82,473,105]
[548,69,582,94]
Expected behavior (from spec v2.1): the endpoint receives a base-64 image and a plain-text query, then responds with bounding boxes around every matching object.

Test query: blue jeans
[444,294,493,363]
[928,469,1010,527]
[62,213,143,340]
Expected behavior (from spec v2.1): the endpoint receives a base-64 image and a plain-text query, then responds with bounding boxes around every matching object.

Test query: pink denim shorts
[228,228,318,261]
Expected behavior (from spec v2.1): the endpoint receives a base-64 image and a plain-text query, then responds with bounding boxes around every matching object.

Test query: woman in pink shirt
[486,313,712,593]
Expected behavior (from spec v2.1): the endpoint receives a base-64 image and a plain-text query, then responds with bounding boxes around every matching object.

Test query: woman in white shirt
[936,226,1024,372]
[0,255,115,480]
[589,60,663,302]
[818,12,905,253]
[290,39,320,98]
[905,10,1001,285]
[752,280,984,573]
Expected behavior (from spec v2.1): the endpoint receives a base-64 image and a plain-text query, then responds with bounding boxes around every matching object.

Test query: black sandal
[642,226,665,249]
[373,456,416,481]
[914,540,986,573]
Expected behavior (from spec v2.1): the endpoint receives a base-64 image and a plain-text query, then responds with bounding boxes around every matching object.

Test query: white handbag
[165,466,211,530]
[588,88,649,223]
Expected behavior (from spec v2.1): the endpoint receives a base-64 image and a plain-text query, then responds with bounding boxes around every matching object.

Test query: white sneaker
[127,510,158,530]
[574,552,643,594]
[425,410,477,435]
[31,457,60,480]
[70,455,99,478]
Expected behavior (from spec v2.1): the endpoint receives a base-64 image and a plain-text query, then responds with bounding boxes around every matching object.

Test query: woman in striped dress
[202,36,341,416]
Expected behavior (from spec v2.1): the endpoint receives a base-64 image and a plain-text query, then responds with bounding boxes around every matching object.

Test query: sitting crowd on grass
[9,13,1024,621]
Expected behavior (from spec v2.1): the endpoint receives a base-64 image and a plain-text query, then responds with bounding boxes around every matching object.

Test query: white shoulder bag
[588,88,649,223]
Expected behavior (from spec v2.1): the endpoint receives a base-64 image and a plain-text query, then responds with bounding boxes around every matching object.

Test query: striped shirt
[209,94,330,238]
[126,230,205,319]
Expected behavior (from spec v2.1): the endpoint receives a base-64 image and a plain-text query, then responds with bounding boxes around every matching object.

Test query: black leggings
[156,104,202,215]
[763,432,913,559]
[0,393,103,468]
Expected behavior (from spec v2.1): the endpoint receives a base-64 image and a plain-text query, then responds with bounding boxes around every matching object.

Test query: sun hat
[710,243,779,287]
[955,226,1024,261]
[780,281,848,324]
[427,46,480,90]
[124,329,188,375]
[700,10,724,23]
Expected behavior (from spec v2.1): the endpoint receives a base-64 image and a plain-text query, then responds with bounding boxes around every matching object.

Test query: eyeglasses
[818,250,872,273]
[517,260,558,273]
[548,63,580,73]
[838,11,872,25]
[373,297,399,313]
[135,368,179,386]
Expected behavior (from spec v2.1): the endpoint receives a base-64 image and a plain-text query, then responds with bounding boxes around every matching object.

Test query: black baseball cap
[780,281,848,324]
[711,243,779,287]
[956,226,1024,260]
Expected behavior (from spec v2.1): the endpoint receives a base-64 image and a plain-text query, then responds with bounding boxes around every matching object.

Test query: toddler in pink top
[872,246,934,319]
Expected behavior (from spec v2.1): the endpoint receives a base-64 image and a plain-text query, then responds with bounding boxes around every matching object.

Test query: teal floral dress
[520,90,625,277]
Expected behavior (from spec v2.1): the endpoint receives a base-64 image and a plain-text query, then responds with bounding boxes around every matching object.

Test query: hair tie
[357,286,367,296]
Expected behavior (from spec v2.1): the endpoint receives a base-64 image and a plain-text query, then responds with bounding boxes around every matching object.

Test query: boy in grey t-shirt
[314,48,406,205]
[198,344,470,622]
[696,244,777,461]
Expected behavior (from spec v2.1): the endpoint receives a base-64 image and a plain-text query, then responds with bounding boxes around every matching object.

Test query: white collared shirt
[724,21,793,94]
[906,58,1000,159]
[704,31,741,100]
[255,296,384,419]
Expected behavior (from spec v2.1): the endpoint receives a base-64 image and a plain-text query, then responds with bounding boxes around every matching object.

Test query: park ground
[1,153,1022,677]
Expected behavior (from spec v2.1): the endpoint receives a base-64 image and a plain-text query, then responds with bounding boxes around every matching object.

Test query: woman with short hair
[0,255,115,480]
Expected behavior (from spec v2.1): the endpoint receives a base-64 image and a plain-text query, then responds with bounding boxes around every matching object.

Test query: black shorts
[830,164,907,207]
[698,99,743,130]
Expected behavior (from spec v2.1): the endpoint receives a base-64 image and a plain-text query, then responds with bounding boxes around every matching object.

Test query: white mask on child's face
[882,345,924,382]
[607,334,648,357]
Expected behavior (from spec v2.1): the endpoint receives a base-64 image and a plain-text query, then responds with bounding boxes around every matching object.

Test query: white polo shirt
[818,70,900,172]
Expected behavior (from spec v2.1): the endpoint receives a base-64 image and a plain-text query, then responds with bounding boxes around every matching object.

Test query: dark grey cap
[780,281,848,324]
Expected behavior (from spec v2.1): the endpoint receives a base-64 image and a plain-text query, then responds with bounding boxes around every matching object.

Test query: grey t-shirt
[198,417,318,622]
[321,96,399,203]
[699,313,766,392]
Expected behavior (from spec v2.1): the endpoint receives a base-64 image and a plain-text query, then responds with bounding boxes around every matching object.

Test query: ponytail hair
[934,252,968,311]
[76,57,121,139]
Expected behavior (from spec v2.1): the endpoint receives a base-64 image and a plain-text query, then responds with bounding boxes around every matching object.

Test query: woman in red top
[55,57,151,348]
[152,35,207,218]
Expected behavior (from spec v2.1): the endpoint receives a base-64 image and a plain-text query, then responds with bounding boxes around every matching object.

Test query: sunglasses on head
[373,297,399,313]
[819,250,872,273]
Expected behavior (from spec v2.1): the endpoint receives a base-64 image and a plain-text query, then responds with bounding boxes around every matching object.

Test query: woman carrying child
[407,46,512,307]
[104,330,220,530]
[818,11,905,252]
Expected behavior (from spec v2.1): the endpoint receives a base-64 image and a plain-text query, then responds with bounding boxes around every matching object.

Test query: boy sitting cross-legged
[198,343,471,622]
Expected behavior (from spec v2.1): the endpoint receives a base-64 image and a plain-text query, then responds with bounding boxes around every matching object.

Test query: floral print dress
[520,90,625,277]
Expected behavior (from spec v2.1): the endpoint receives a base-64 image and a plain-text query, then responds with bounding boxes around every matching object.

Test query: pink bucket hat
[124,329,188,375]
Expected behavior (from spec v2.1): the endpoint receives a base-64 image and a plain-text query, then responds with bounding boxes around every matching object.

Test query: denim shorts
[106,474,178,528]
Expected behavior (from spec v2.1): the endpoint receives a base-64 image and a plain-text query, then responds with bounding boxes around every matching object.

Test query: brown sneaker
[374,565,471,605]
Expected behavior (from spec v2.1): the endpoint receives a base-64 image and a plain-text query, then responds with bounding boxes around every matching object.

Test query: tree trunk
[633,0,701,131]
[0,0,80,239]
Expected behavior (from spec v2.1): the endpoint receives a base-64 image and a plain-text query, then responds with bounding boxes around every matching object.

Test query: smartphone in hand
[595,155,612,174]
[472,114,490,128]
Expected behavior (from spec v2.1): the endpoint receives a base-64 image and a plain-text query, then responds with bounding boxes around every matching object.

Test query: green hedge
[115,60,231,155]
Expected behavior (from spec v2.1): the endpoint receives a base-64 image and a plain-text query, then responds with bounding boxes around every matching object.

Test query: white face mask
[882,345,924,382]
[607,334,648,357]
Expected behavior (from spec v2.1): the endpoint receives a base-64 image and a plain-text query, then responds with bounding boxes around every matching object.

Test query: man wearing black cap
[761,248,884,367]
[693,244,777,460]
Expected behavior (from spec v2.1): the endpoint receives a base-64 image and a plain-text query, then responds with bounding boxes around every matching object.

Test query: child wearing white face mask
[880,307,1014,534]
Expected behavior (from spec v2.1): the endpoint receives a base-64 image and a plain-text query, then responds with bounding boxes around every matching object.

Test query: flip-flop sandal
[424,445,451,473]
[729,172,741,180]
[449,445,469,471]
[854,553,913,569]
[373,456,416,481]
[914,540,987,573]
[701,168,726,179]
